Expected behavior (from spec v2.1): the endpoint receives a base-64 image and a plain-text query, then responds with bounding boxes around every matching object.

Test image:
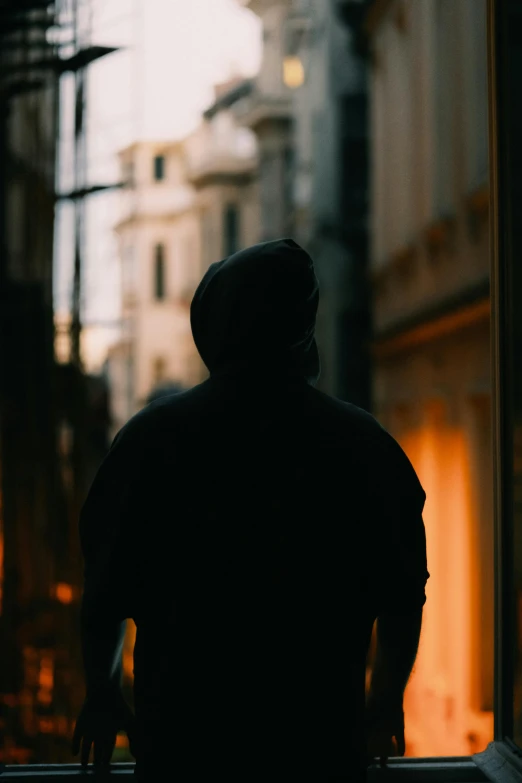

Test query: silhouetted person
[72,239,429,781]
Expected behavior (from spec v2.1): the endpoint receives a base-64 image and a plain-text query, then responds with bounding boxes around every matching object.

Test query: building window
[153,154,165,181]
[154,243,166,300]
[223,204,240,257]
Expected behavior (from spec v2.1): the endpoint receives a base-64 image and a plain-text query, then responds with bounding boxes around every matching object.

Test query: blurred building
[365,0,491,756]
[236,0,371,406]
[108,94,259,435]
[0,0,113,763]
[0,12,66,757]
[111,140,202,423]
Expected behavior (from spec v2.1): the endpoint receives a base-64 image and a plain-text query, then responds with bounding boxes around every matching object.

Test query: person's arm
[81,602,126,698]
[72,430,142,764]
[78,430,136,698]
[372,433,429,699]
[365,433,429,761]
[367,609,422,706]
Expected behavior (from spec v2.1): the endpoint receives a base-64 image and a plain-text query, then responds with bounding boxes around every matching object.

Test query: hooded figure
[190,238,321,384]
[74,239,429,782]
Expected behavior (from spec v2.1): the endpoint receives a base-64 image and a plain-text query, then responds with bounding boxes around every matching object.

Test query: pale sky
[55,0,262,370]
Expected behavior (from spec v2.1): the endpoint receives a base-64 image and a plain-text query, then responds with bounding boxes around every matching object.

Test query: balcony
[234,87,293,134]
[184,117,257,189]
[187,151,256,189]
[114,185,195,231]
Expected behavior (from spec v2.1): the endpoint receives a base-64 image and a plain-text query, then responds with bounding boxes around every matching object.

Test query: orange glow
[37,690,52,706]
[0,747,32,764]
[38,718,54,734]
[54,582,74,604]
[123,620,137,681]
[116,733,128,748]
[55,716,69,737]
[395,405,493,757]
[38,658,53,690]
[37,656,54,706]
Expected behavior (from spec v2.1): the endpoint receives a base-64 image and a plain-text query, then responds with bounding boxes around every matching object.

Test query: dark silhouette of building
[0,0,114,763]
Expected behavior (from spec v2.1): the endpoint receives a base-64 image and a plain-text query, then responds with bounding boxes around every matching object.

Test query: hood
[190,238,320,384]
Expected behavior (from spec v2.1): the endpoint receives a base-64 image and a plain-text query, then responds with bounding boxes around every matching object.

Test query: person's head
[190,238,320,383]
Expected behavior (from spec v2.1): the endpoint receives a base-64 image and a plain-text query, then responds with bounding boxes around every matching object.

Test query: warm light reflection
[283,55,305,88]
[116,733,128,748]
[0,746,32,764]
[54,582,74,604]
[123,620,137,681]
[396,407,493,757]
[55,716,69,737]
[38,718,54,734]
[37,656,54,706]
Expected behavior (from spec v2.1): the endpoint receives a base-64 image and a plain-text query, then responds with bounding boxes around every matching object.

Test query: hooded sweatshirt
[190,237,321,384]
[79,239,428,780]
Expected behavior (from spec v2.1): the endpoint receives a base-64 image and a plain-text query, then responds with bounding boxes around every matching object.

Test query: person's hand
[365,693,405,767]
[72,687,137,767]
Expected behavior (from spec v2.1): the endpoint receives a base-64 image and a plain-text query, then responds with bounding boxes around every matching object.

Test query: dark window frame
[5,2,522,781]
[0,756,490,781]
[473,2,522,781]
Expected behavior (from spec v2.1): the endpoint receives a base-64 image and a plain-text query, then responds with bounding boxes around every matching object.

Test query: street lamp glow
[283,55,305,88]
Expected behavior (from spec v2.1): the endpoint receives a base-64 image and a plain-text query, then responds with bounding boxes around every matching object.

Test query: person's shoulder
[307,386,388,438]
[113,380,211,448]
[309,387,426,507]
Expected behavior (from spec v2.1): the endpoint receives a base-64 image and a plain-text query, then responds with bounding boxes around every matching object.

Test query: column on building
[236,1,294,243]
[242,0,371,405]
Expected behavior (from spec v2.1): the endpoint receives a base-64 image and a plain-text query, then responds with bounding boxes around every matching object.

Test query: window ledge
[473,741,522,783]
[0,757,489,782]
[368,756,488,782]
[0,763,135,780]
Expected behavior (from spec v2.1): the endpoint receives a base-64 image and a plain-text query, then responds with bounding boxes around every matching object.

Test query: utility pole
[65,0,123,368]
[70,0,86,368]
